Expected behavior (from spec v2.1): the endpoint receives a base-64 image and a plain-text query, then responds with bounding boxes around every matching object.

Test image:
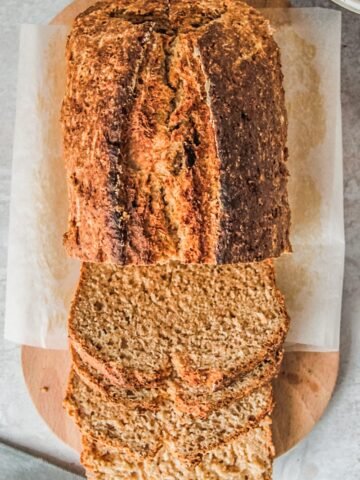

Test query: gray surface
[0,0,359,479]
[0,442,82,480]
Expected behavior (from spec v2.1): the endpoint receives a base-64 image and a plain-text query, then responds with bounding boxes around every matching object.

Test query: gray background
[0,0,359,479]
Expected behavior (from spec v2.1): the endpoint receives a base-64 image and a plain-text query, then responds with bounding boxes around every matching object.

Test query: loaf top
[62,0,291,265]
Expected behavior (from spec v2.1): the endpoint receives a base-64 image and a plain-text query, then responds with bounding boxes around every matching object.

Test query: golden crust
[62,0,291,265]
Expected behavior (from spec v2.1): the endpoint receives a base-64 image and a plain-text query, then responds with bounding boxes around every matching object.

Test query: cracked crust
[62,0,291,265]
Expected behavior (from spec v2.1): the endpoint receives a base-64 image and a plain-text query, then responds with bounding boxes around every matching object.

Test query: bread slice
[64,370,273,464]
[81,417,274,479]
[69,261,289,390]
[71,347,164,411]
[72,346,283,418]
[172,349,282,417]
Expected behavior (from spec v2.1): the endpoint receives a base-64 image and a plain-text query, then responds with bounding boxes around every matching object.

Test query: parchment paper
[5,25,80,348]
[4,9,344,350]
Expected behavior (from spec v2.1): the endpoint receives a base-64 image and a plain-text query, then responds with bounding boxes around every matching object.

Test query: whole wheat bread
[62,0,290,265]
[81,416,274,479]
[72,347,163,411]
[69,261,289,390]
[62,3,290,479]
[64,370,274,464]
[72,346,282,418]
[172,350,282,417]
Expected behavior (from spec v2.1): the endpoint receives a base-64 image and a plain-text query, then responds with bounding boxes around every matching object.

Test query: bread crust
[62,0,291,265]
[71,345,283,418]
[71,347,164,410]
[173,350,282,417]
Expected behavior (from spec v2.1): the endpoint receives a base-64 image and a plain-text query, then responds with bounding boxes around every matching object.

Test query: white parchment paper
[271,8,344,350]
[4,9,344,351]
[5,25,80,348]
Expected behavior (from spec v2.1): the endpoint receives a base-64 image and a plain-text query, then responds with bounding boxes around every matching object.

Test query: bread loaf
[62,3,291,478]
[69,261,289,390]
[81,417,274,479]
[62,0,291,265]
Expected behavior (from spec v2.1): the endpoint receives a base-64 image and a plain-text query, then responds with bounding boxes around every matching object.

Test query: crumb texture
[81,417,274,480]
[69,261,289,388]
[65,371,273,464]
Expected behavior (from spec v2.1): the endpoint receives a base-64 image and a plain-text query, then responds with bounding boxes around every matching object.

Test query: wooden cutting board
[21,0,339,464]
[22,346,339,458]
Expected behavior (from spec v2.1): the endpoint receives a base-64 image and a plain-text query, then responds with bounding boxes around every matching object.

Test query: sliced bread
[69,261,289,389]
[72,346,282,418]
[64,370,273,464]
[81,417,274,479]
[71,347,163,411]
[172,349,283,417]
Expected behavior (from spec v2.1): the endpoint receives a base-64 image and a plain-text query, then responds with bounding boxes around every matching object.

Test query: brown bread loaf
[62,0,290,265]
[62,4,291,478]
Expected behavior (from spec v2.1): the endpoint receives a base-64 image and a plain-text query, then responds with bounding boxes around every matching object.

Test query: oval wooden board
[20,0,339,464]
[22,346,339,459]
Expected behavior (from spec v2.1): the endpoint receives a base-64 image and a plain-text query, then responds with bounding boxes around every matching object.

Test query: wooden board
[22,347,82,454]
[20,0,339,464]
[22,346,339,458]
